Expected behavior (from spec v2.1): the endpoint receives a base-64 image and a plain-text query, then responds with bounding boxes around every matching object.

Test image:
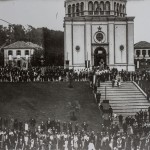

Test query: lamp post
[40,55,44,66]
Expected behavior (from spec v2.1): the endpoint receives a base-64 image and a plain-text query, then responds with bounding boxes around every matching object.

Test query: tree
[26,25,43,46]
[11,24,26,42]
[0,24,64,66]
[42,27,64,66]
[31,49,44,67]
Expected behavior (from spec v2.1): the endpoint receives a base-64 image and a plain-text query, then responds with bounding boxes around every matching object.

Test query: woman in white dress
[64,139,68,150]
[73,134,78,150]
[88,140,96,150]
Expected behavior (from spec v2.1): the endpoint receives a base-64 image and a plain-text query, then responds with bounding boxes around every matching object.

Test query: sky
[0,0,150,43]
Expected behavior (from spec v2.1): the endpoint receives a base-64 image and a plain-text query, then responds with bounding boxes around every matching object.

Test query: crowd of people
[0,66,89,82]
[93,67,150,82]
[0,65,150,150]
[0,65,149,83]
[1,107,150,150]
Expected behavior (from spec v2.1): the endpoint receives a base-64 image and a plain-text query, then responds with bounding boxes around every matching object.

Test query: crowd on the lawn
[0,107,150,150]
[0,66,150,149]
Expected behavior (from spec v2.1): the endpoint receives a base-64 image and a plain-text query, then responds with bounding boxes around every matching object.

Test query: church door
[17,60,21,67]
[94,47,106,67]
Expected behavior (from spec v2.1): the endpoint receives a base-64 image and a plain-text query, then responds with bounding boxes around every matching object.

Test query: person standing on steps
[109,106,113,118]
[112,78,115,87]
[118,114,123,126]
[117,78,121,87]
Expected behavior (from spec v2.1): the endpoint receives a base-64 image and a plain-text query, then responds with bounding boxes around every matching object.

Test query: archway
[94,47,106,67]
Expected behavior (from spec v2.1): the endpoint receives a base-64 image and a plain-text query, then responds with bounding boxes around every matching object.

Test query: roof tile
[4,41,35,49]
[134,41,150,49]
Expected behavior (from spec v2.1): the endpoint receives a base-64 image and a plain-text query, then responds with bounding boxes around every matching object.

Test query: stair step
[98,87,138,89]
[97,81,149,118]
[112,105,149,109]
[101,95,145,98]
[110,101,150,104]
[100,98,147,100]
[114,108,149,113]
[101,93,144,96]
[110,103,150,106]
[99,90,139,92]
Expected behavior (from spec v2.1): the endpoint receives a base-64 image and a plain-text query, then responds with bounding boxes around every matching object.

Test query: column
[127,20,135,71]
[65,2,68,17]
[65,22,73,68]
[139,50,143,58]
[108,22,114,65]
[84,1,88,16]
[146,49,149,58]
[137,60,139,69]
[110,0,114,16]
[85,23,92,68]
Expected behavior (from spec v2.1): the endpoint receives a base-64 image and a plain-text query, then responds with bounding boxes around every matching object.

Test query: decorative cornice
[134,47,150,49]
[92,43,109,46]
[64,16,135,22]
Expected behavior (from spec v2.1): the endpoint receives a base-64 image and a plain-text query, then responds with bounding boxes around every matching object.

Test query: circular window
[120,45,124,51]
[75,45,80,52]
[94,32,105,43]
[96,33,104,42]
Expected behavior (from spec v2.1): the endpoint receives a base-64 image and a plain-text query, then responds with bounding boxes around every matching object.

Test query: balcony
[66,11,126,17]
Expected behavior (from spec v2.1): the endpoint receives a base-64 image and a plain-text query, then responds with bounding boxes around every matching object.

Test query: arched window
[25,50,29,55]
[72,4,75,17]
[100,1,104,15]
[120,4,122,16]
[142,50,146,57]
[88,1,93,15]
[105,1,110,15]
[123,5,125,16]
[8,50,13,55]
[94,1,99,15]
[16,50,21,55]
[81,2,84,15]
[68,5,71,17]
[117,3,119,16]
[76,3,79,16]
[114,2,116,15]
[136,50,140,57]
[148,50,150,57]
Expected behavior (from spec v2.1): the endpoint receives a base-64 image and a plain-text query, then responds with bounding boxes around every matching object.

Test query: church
[64,0,135,71]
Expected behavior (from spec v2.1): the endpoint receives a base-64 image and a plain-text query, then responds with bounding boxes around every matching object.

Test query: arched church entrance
[94,47,106,68]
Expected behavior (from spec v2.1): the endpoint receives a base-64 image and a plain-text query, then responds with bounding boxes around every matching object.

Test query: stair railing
[135,80,150,101]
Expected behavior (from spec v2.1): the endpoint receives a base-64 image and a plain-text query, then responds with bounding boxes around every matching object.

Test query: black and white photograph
[0,0,150,149]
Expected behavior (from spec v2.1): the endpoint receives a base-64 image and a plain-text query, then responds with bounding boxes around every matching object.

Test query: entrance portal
[94,47,106,68]
[17,60,21,67]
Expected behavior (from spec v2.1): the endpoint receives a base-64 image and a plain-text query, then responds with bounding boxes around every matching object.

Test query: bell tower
[64,0,135,71]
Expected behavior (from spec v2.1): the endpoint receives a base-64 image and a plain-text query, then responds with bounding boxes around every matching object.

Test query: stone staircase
[98,81,150,118]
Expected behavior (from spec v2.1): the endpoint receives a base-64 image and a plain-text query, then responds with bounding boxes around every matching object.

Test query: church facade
[64,0,135,71]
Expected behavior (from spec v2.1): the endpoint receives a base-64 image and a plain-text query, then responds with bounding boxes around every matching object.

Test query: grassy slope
[0,82,102,131]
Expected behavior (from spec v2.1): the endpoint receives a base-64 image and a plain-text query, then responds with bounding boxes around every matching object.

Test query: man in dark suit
[148,106,150,122]
[82,122,88,132]
[118,115,123,126]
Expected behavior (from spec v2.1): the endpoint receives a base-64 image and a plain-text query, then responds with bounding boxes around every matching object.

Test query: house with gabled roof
[3,41,42,68]
[134,41,150,69]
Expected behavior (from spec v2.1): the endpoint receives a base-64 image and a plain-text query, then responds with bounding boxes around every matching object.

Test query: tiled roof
[4,41,35,49]
[134,41,150,49]
[26,42,43,49]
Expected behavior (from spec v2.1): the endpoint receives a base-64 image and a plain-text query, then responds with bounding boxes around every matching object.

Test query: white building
[3,41,42,68]
[64,0,135,71]
[134,41,150,69]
